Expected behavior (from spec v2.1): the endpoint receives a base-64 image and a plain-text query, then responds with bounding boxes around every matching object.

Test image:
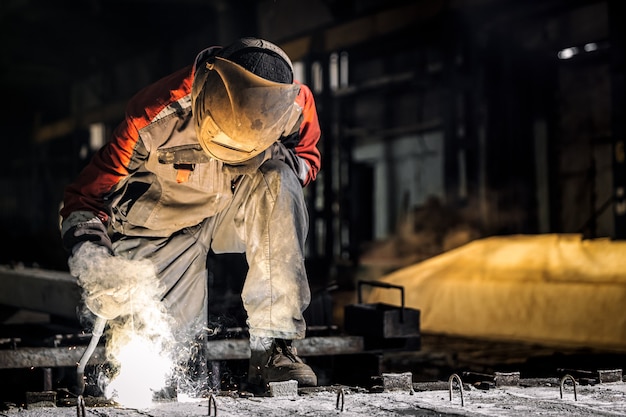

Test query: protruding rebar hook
[448,373,465,407]
[336,386,345,412]
[76,395,86,417]
[560,374,578,401]
[208,392,217,416]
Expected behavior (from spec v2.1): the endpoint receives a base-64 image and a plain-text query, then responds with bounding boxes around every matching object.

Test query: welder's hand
[269,141,306,183]
[223,147,272,175]
[62,216,113,255]
[68,242,132,320]
[84,286,132,320]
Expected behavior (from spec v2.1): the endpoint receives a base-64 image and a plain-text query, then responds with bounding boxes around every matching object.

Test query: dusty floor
[2,381,626,417]
[3,332,626,416]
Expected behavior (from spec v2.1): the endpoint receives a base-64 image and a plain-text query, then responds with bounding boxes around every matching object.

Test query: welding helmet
[192,38,302,164]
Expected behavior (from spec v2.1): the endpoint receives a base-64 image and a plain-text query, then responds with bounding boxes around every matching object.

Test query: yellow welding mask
[192,56,302,164]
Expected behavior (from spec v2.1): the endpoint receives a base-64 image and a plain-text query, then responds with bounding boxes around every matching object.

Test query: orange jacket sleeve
[294,83,322,186]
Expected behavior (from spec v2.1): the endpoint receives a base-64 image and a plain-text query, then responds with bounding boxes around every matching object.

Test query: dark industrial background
[1,0,625,404]
[2,0,624,272]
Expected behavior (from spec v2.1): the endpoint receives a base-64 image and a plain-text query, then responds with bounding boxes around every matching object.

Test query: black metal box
[344,280,420,339]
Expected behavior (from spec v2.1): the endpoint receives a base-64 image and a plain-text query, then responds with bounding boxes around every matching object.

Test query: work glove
[270,140,307,183]
[62,215,113,255]
[222,147,272,176]
[68,242,133,320]
[222,141,304,182]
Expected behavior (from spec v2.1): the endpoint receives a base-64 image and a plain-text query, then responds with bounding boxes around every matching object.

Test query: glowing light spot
[105,334,174,409]
[557,47,578,60]
[584,42,598,52]
[177,392,206,403]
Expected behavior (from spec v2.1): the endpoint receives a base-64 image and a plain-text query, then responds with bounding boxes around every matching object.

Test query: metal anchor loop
[336,386,345,412]
[76,395,86,417]
[448,373,465,407]
[208,392,217,416]
[560,374,578,401]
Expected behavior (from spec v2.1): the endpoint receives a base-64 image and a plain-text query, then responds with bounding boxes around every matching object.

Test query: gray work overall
[112,159,311,341]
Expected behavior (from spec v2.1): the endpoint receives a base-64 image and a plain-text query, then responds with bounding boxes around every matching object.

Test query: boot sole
[266,370,318,387]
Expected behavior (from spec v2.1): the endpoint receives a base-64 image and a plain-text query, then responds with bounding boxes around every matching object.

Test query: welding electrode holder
[75,317,107,395]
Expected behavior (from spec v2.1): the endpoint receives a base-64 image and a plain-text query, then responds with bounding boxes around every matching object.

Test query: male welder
[60,37,321,391]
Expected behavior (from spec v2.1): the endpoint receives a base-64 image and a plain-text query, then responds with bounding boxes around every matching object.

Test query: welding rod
[75,316,107,395]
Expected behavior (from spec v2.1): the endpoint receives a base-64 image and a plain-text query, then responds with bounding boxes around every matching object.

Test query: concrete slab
[268,380,298,397]
[2,382,626,417]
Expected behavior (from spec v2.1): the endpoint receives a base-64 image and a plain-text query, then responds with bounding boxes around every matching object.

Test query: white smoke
[69,242,180,408]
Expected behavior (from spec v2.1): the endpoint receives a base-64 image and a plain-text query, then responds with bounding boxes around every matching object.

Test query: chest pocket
[156,145,232,191]
[152,144,233,212]
[157,145,210,183]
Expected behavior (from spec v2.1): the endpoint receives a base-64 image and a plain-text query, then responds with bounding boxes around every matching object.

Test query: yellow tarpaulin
[365,234,626,351]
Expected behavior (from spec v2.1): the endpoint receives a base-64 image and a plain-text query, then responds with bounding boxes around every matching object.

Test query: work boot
[248,337,317,389]
[265,339,317,386]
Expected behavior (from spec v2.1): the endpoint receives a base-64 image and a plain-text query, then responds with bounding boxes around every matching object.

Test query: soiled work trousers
[112,160,311,341]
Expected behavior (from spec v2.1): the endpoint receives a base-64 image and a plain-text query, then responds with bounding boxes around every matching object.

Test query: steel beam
[0,266,81,320]
[0,336,365,369]
[205,336,364,360]
[0,346,106,369]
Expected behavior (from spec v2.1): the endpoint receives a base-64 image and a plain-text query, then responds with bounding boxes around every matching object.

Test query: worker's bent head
[192,37,302,164]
